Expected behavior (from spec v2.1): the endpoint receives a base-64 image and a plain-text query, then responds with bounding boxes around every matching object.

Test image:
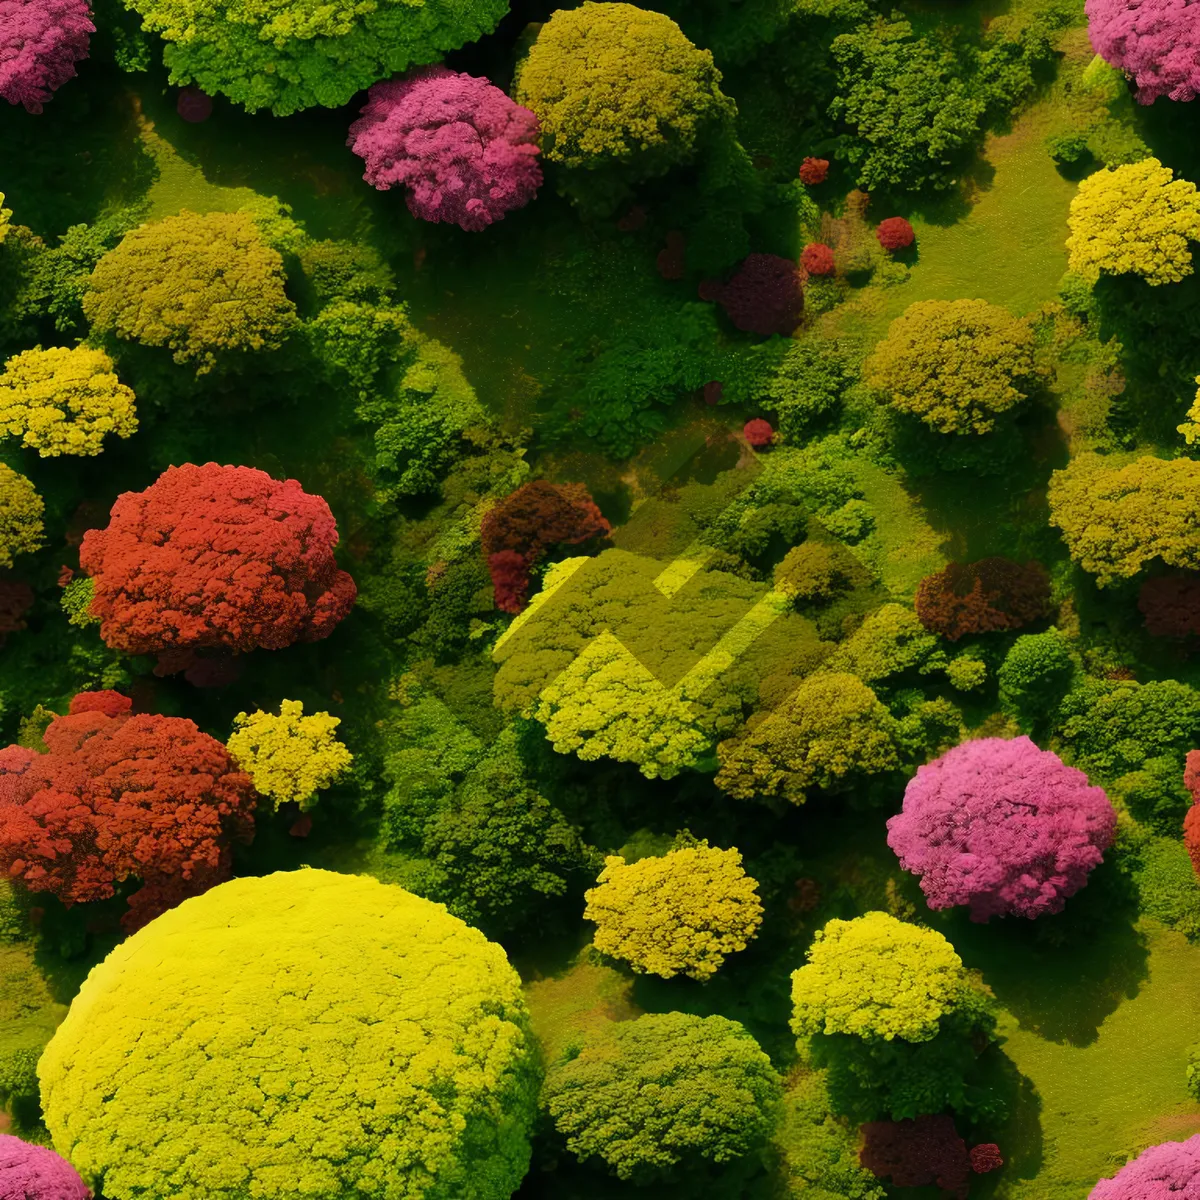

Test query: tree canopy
[0,465,43,570]
[0,1134,89,1200]
[0,0,92,113]
[1086,0,1200,105]
[1089,1134,1200,1198]
[39,870,539,1200]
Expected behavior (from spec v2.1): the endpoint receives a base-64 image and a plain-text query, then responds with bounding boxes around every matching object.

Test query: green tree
[828,603,947,686]
[1048,454,1200,584]
[83,210,298,374]
[583,843,763,980]
[715,672,901,804]
[39,870,539,1200]
[543,1012,781,1181]
[514,2,735,212]
[421,726,599,934]
[126,0,507,114]
[998,628,1076,729]
[864,299,1039,435]
[0,465,43,570]
[1067,158,1200,286]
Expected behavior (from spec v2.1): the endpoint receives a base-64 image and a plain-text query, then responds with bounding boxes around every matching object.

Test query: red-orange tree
[0,690,257,927]
[915,557,1051,642]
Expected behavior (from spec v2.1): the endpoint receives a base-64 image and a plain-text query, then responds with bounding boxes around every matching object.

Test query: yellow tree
[1067,158,1200,286]
[0,464,43,569]
[584,842,763,980]
[227,700,353,810]
[0,345,137,456]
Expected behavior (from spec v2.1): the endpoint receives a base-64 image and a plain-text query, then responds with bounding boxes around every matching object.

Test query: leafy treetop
[1089,1134,1200,1198]
[0,0,92,113]
[1086,0,1200,105]
[0,1134,89,1200]
[0,465,43,571]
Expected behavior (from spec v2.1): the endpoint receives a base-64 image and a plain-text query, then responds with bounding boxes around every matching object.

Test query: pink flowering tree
[0,0,93,113]
[1086,0,1200,104]
[347,67,542,232]
[0,1134,89,1199]
[886,736,1116,921]
[1090,1134,1200,1197]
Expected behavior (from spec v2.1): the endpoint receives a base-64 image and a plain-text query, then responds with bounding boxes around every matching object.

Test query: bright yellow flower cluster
[790,911,967,1043]
[584,844,763,980]
[227,699,352,810]
[0,463,43,569]
[0,345,137,457]
[0,193,10,244]
[1178,376,1200,445]
[1067,157,1200,286]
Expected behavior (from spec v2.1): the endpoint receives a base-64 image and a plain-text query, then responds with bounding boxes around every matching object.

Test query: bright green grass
[993,922,1200,1197]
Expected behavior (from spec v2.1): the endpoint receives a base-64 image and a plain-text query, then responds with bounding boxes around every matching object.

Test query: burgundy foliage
[0,0,92,113]
[481,480,611,613]
[701,253,804,336]
[970,1145,1004,1174]
[0,690,257,929]
[887,736,1116,921]
[79,463,356,662]
[656,230,687,280]
[800,242,836,275]
[1089,1133,1200,1197]
[1138,576,1200,638]
[0,1134,89,1200]
[0,577,33,641]
[743,418,774,447]
[176,85,213,122]
[915,557,1052,642]
[860,1115,972,1199]
[704,380,724,406]
[347,67,542,231]
[616,205,647,232]
[876,216,916,251]
[798,156,830,184]
[1085,0,1200,104]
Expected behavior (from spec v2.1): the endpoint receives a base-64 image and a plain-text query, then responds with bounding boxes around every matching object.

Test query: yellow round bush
[0,345,137,456]
[0,463,43,569]
[39,869,539,1200]
[790,911,967,1043]
[584,843,763,980]
[227,699,353,810]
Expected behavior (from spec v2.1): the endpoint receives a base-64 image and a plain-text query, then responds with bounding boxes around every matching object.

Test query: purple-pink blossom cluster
[0,0,92,113]
[348,67,542,232]
[1090,1134,1200,1197]
[1085,0,1200,104]
[886,736,1116,922]
[0,1133,90,1199]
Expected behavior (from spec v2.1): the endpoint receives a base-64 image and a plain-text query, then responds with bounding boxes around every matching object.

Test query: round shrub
[0,1134,88,1199]
[347,68,542,231]
[0,465,43,570]
[798,156,829,184]
[743,417,774,446]
[584,844,763,980]
[39,869,539,1200]
[887,736,1116,921]
[860,1115,970,1195]
[875,217,914,251]
[773,542,854,602]
[800,242,835,275]
[702,253,804,335]
[1089,1134,1200,1197]
[864,299,1038,435]
[543,1012,780,1180]
[914,557,1051,641]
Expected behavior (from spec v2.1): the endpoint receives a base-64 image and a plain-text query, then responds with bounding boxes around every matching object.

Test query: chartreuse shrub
[39,869,539,1200]
[584,842,763,980]
[227,700,352,810]
[0,465,43,570]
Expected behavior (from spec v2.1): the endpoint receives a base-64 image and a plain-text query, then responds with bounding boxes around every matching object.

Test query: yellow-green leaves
[1048,453,1200,585]
[865,298,1038,435]
[39,869,539,1200]
[0,345,137,457]
[790,911,967,1043]
[584,844,763,980]
[1067,158,1200,286]
[0,464,43,570]
[227,700,352,810]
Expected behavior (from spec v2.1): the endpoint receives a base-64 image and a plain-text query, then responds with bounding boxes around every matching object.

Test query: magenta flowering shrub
[886,736,1116,921]
[1085,0,1200,104]
[0,1134,90,1199]
[0,0,93,113]
[347,67,542,232]
[1090,1134,1200,1197]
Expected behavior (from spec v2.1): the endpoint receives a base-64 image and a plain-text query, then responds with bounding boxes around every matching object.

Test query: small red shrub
[876,217,915,251]
[800,243,836,276]
[799,157,830,185]
[744,418,774,447]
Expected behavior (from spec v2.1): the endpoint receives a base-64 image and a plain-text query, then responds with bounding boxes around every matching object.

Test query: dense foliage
[0,0,92,113]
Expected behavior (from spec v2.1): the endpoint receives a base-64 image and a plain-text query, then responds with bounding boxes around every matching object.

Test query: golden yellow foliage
[1178,376,1200,445]
[585,844,762,980]
[0,194,10,244]
[790,911,967,1043]
[1066,158,1200,286]
[864,299,1038,435]
[0,464,43,570]
[0,345,137,457]
[227,699,352,810]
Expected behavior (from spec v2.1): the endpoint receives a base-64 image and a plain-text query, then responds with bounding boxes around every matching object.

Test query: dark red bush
[744,418,774,447]
[1138,576,1200,638]
[800,243,836,276]
[876,217,915,251]
[703,253,804,336]
[861,1115,971,1199]
[915,558,1051,642]
[0,577,33,641]
[656,231,686,280]
[970,1144,1004,1174]
[176,86,213,122]
[799,157,830,185]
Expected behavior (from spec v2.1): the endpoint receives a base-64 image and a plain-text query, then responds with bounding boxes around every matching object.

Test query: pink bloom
[887,736,1116,921]
[0,0,92,113]
[348,67,542,232]
[0,1132,89,1199]
[1090,1134,1200,1197]
[1086,0,1200,104]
